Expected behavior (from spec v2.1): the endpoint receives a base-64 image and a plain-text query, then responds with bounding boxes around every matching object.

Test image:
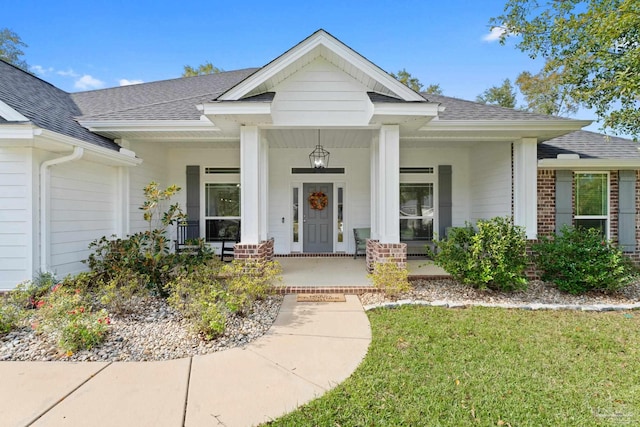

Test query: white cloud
[119,78,144,86]
[483,26,507,42]
[57,68,79,77]
[31,65,54,75]
[74,74,105,90]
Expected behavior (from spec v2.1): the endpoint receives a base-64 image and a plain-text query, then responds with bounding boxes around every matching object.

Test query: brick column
[365,239,407,273]
[234,238,274,262]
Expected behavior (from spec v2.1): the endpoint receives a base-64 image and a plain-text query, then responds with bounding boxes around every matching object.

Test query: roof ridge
[0,59,70,94]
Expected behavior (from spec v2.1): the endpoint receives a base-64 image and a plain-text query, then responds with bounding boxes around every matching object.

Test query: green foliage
[0,295,22,334]
[182,61,223,77]
[391,69,424,92]
[8,271,58,310]
[423,84,443,95]
[97,269,150,315]
[0,28,29,71]
[36,284,109,353]
[167,259,281,339]
[476,78,517,108]
[491,0,640,138]
[516,68,578,116]
[367,261,411,298]
[533,226,637,294]
[433,216,528,291]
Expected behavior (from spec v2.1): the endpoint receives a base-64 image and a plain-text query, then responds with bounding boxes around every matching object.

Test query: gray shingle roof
[539,130,640,160]
[73,68,259,120]
[423,93,572,121]
[0,60,119,150]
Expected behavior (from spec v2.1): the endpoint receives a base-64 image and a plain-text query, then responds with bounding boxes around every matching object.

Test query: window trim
[573,171,610,239]
[204,182,241,242]
[399,181,436,242]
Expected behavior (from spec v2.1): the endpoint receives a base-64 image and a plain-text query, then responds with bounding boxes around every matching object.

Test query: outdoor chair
[353,227,370,259]
[220,224,241,262]
[175,220,200,254]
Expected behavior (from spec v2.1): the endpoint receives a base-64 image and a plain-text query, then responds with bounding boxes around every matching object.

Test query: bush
[533,226,637,294]
[220,260,281,314]
[367,261,411,298]
[0,295,22,334]
[36,284,109,353]
[433,216,528,291]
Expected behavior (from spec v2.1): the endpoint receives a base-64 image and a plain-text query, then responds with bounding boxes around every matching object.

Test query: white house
[1,29,639,290]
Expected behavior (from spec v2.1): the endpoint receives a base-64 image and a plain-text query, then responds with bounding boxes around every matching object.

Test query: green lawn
[267,306,640,426]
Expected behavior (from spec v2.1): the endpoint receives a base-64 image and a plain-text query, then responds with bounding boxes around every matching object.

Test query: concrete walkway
[0,295,371,427]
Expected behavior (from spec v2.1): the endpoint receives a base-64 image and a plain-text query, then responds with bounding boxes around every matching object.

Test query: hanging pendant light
[309,129,330,169]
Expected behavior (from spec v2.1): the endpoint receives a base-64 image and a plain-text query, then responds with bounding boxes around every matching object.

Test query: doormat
[297,294,346,302]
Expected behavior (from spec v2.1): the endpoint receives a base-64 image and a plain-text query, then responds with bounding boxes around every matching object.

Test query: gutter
[39,147,84,273]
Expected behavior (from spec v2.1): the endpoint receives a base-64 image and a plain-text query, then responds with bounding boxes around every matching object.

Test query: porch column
[376,125,400,243]
[513,138,538,239]
[240,125,267,244]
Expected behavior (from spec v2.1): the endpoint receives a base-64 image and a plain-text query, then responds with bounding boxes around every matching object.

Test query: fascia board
[202,102,272,116]
[538,158,640,170]
[0,100,29,122]
[0,123,38,139]
[78,119,221,133]
[219,31,424,102]
[419,119,593,132]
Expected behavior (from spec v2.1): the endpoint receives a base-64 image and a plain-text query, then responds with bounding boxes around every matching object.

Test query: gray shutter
[618,170,636,252]
[438,165,452,238]
[555,170,573,233]
[186,165,200,221]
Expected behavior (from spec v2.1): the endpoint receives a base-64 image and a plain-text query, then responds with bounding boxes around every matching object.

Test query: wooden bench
[353,227,370,259]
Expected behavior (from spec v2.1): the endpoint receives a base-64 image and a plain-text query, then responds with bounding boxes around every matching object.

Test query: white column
[240,126,261,243]
[376,125,400,243]
[116,167,130,238]
[513,138,538,239]
[369,133,379,239]
[259,136,269,241]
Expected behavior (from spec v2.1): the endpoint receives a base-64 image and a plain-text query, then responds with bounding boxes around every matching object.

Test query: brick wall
[537,169,555,237]
[233,238,274,262]
[365,239,407,272]
[610,171,619,244]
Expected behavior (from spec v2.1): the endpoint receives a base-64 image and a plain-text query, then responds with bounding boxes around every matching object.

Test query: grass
[267,306,640,426]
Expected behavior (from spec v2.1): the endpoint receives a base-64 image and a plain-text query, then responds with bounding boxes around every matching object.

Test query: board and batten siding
[271,57,373,127]
[48,160,118,278]
[469,142,512,223]
[0,148,33,290]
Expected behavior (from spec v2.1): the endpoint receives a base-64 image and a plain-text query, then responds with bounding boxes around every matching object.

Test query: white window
[204,183,240,241]
[574,172,609,237]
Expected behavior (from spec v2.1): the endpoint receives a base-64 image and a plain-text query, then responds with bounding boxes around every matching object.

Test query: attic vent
[400,167,434,174]
[205,167,240,174]
[556,154,580,160]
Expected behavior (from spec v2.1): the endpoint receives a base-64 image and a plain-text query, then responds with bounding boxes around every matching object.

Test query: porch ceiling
[265,129,375,148]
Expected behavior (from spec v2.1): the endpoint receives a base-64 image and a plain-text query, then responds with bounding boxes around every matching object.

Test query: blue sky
[4,0,598,127]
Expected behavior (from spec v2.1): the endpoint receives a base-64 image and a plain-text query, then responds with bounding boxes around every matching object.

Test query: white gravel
[1,295,283,362]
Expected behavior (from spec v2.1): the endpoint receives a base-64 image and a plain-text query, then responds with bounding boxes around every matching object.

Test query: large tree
[391,69,424,92]
[182,61,223,77]
[0,28,29,71]
[423,84,443,95]
[516,69,578,116]
[476,78,517,108]
[491,0,640,138]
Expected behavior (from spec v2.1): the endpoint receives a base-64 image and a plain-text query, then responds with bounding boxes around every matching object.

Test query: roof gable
[218,29,425,102]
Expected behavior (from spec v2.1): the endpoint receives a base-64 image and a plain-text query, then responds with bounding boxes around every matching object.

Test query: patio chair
[353,227,370,259]
[175,220,200,254]
[220,224,241,262]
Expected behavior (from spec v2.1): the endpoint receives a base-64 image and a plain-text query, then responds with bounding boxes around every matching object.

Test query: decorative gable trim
[0,99,29,122]
[217,29,425,102]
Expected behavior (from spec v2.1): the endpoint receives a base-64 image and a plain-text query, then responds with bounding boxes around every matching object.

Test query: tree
[0,28,29,71]
[476,78,517,108]
[182,61,223,77]
[516,69,578,116]
[423,84,443,95]
[391,69,423,92]
[491,0,640,138]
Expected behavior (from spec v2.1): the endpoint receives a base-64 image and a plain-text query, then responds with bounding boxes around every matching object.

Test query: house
[1,29,639,290]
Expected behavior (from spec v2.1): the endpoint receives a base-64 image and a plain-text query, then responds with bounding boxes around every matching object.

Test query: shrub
[533,226,637,294]
[97,269,150,315]
[433,216,528,291]
[0,295,22,334]
[36,284,109,353]
[220,260,281,314]
[367,261,411,298]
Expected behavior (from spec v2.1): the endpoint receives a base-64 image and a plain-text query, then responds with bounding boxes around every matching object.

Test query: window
[400,183,434,241]
[292,187,299,243]
[205,183,240,241]
[337,187,344,243]
[574,172,609,236]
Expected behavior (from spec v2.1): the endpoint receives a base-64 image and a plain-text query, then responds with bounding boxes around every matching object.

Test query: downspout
[39,147,84,273]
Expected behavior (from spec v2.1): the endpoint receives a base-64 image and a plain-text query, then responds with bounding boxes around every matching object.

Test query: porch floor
[275,257,449,288]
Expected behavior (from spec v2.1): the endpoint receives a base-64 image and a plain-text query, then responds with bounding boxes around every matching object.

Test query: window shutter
[438,165,452,238]
[186,165,200,222]
[555,170,573,233]
[618,170,636,252]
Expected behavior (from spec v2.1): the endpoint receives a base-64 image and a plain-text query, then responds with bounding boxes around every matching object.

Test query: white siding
[271,58,373,126]
[49,161,118,278]
[400,145,471,229]
[469,142,512,223]
[127,141,169,234]
[0,147,32,290]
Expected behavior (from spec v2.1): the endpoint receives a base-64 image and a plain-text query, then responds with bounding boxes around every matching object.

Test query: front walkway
[0,295,371,427]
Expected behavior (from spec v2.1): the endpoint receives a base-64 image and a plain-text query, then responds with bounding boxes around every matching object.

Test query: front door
[303,183,333,253]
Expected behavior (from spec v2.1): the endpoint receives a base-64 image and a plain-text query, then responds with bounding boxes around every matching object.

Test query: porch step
[274,286,380,295]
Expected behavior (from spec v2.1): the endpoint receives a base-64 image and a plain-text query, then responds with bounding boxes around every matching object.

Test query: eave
[538,158,640,170]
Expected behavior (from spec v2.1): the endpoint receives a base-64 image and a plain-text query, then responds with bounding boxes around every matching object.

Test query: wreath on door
[308,191,328,210]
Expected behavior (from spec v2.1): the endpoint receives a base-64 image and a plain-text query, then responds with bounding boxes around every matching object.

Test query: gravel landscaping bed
[1,295,283,362]
[360,279,640,309]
